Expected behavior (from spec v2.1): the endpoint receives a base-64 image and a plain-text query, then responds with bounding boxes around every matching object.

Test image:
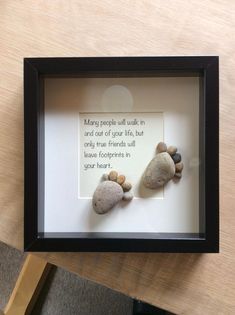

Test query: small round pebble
[175,162,184,173]
[167,146,177,156]
[156,142,167,153]
[174,172,182,179]
[122,192,133,201]
[108,170,118,181]
[122,181,132,192]
[117,175,126,185]
[102,173,109,181]
[171,153,181,164]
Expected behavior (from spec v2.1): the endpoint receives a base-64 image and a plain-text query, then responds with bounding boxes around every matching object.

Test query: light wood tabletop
[0,1,235,314]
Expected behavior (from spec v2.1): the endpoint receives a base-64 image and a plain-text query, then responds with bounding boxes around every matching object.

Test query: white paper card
[79,112,164,198]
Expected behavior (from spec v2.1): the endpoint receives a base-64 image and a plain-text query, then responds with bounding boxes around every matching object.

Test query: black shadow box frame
[24,56,219,252]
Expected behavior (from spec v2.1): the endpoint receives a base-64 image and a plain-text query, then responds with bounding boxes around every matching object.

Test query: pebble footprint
[92,171,133,214]
[143,142,184,189]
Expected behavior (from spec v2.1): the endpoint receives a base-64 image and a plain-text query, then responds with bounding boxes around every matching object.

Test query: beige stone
[167,146,177,155]
[175,162,184,173]
[143,152,175,188]
[174,172,182,179]
[108,170,118,181]
[117,175,126,185]
[156,142,167,153]
[122,182,132,192]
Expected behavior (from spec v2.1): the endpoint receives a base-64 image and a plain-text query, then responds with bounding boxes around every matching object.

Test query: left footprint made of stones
[142,142,183,189]
[92,171,133,214]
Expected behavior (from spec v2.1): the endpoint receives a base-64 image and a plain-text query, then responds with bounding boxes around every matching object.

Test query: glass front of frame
[42,75,202,237]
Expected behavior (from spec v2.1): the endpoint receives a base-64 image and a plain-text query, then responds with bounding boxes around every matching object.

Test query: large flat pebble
[93,181,123,214]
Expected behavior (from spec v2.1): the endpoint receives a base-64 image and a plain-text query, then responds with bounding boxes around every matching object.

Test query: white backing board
[44,77,200,233]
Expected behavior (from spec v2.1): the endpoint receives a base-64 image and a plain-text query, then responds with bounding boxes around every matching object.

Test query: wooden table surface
[0,1,235,314]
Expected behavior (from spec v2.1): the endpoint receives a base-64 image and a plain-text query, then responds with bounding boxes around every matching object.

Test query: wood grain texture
[4,255,52,315]
[0,1,235,314]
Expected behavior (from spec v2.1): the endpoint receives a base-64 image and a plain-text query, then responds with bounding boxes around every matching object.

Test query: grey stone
[92,181,124,214]
[102,173,109,181]
[122,192,134,201]
[143,152,175,188]
[172,153,181,164]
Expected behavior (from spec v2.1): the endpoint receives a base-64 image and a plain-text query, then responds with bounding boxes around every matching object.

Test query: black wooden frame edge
[204,57,219,252]
[26,238,215,253]
[24,56,219,253]
[24,59,39,250]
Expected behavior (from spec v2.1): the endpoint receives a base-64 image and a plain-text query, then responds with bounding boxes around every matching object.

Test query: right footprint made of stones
[142,142,183,189]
